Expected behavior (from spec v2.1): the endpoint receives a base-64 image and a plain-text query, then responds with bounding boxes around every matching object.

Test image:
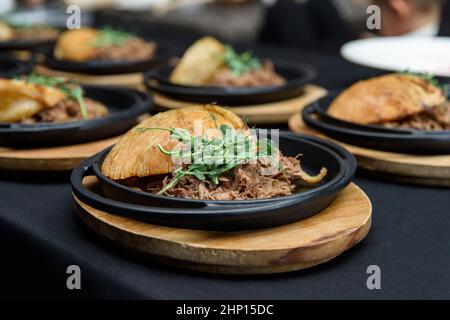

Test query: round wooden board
[73,178,372,275]
[153,84,327,124]
[34,65,146,91]
[0,137,119,171]
[289,113,450,187]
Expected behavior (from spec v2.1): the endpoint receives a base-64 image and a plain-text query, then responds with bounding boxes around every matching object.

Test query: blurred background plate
[341,37,450,77]
[0,86,152,148]
[42,45,172,75]
[0,55,34,77]
[146,59,316,105]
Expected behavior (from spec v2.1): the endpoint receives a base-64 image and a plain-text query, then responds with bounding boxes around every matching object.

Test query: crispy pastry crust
[327,74,446,125]
[102,105,245,180]
[0,79,65,122]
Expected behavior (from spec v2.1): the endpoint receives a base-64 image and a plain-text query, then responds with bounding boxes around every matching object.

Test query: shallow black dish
[0,86,152,148]
[0,56,34,77]
[303,92,450,155]
[71,132,356,231]
[43,45,171,75]
[144,60,316,105]
[0,37,56,51]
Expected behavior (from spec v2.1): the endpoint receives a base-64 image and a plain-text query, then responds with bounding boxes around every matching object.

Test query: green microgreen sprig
[401,70,450,97]
[93,27,133,47]
[23,73,89,120]
[224,45,262,77]
[136,124,278,195]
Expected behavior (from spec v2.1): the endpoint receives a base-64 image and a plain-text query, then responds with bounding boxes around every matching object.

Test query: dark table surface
[1,45,449,300]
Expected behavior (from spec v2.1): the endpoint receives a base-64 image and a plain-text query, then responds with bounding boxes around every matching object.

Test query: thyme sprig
[23,74,89,120]
[136,124,278,195]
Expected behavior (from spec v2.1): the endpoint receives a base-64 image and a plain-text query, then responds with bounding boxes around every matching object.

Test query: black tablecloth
[1,47,449,300]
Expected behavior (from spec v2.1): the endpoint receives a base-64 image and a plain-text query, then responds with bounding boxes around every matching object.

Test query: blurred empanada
[0,79,65,122]
[170,37,226,86]
[0,21,13,41]
[54,28,99,62]
[328,74,446,125]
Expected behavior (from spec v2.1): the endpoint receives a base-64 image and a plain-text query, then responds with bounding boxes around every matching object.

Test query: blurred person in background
[260,0,449,52]
[374,0,446,36]
[260,0,359,52]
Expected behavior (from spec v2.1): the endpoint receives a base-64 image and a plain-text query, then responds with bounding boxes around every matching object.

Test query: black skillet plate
[0,86,153,148]
[71,132,356,231]
[0,56,34,77]
[302,92,450,155]
[42,44,171,75]
[144,59,316,105]
[0,37,56,51]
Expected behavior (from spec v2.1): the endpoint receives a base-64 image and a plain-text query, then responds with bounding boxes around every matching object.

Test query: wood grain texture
[289,113,450,186]
[0,137,119,171]
[153,84,327,124]
[34,65,145,90]
[73,179,372,275]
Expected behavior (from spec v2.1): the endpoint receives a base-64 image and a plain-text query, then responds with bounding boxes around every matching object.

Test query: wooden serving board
[73,178,372,275]
[0,137,119,171]
[34,65,146,90]
[153,84,327,125]
[289,113,450,187]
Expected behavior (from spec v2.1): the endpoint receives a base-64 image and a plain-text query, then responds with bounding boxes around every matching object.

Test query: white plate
[341,37,450,77]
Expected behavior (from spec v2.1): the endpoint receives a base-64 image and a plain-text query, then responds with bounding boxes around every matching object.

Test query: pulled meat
[22,98,108,124]
[93,38,156,61]
[208,61,286,88]
[14,26,59,42]
[119,156,327,200]
[384,104,450,131]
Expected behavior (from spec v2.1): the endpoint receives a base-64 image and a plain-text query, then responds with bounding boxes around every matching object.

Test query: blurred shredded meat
[93,38,156,61]
[22,98,108,123]
[119,156,327,200]
[208,61,286,88]
[14,26,59,41]
[384,104,450,130]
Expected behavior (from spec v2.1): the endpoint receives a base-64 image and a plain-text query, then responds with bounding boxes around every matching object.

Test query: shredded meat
[14,26,59,42]
[119,156,327,200]
[384,104,450,130]
[208,61,286,88]
[22,98,108,123]
[93,37,156,61]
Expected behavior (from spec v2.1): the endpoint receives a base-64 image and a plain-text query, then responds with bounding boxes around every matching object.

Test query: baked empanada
[0,21,13,41]
[170,37,226,86]
[102,105,245,180]
[327,74,446,125]
[0,79,65,122]
[54,28,99,62]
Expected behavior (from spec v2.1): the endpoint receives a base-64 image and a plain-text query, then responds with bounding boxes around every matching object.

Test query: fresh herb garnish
[136,125,278,195]
[93,27,133,47]
[22,74,89,120]
[224,45,262,77]
[401,70,450,97]
[401,70,441,87]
